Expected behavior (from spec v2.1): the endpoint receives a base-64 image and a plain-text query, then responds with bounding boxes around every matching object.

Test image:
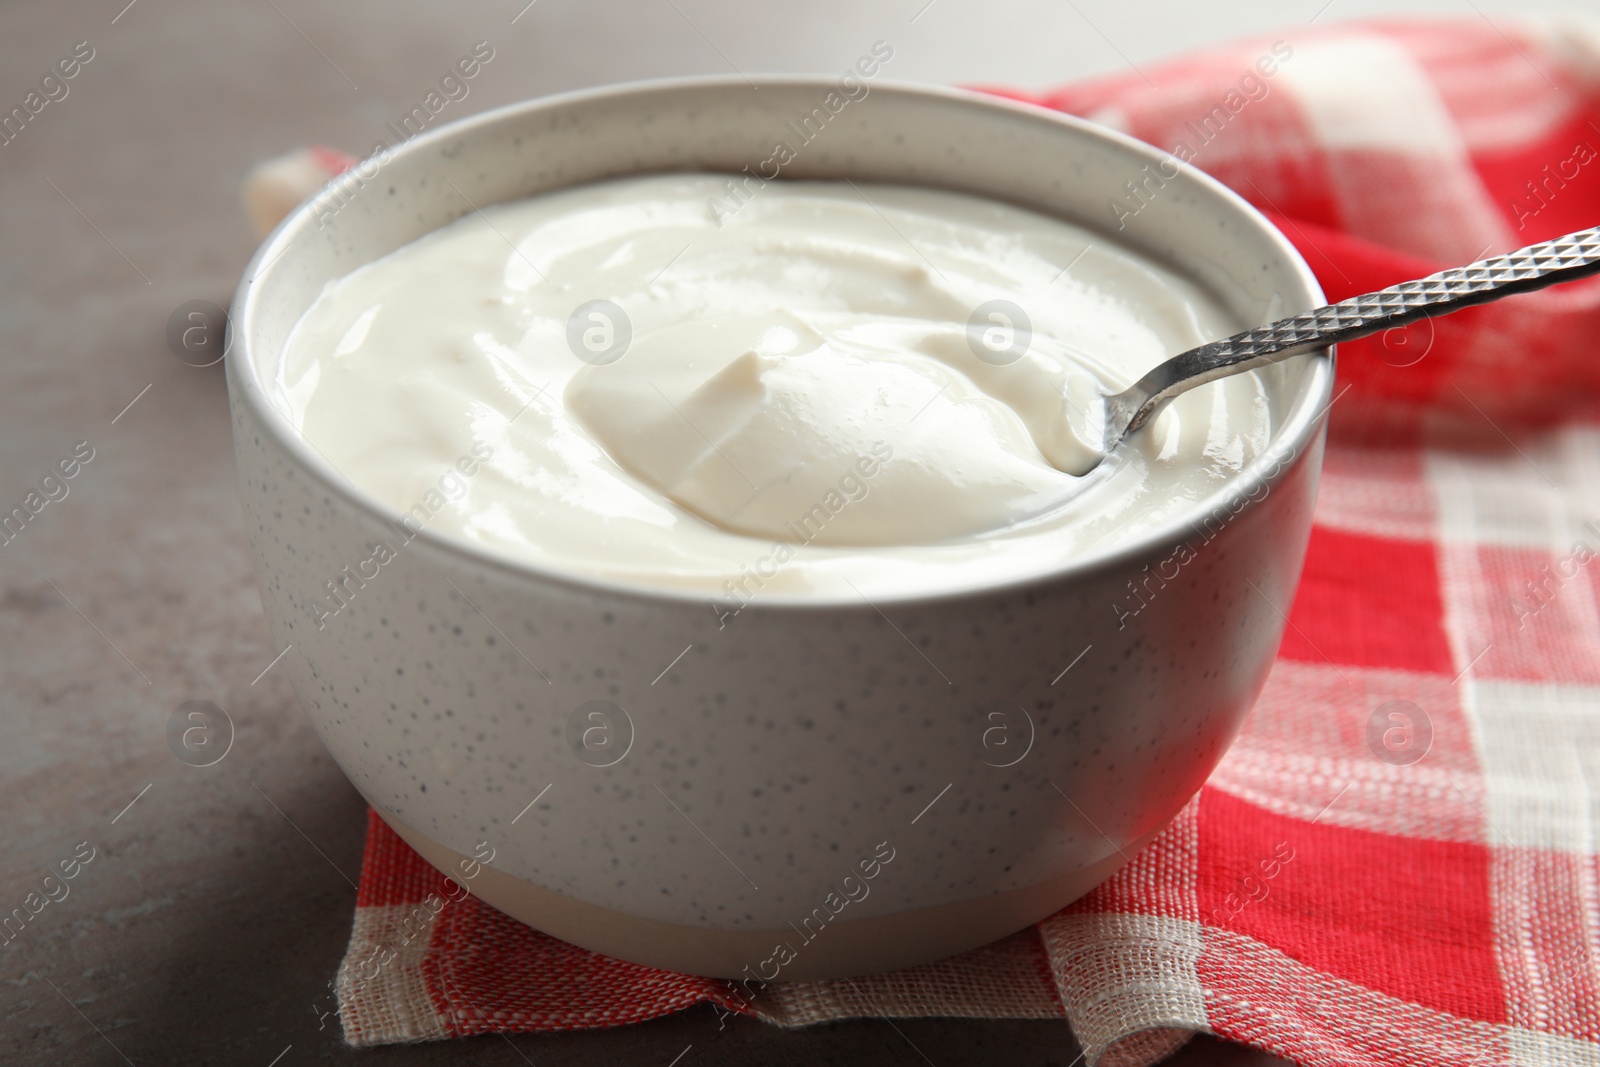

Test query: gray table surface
[1,0,1583,1063]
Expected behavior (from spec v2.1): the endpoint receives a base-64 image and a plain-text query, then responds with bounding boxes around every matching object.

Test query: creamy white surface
[277,174,1270,598]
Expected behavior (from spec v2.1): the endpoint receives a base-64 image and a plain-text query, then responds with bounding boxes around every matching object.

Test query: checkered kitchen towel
[328,18,1600,1066]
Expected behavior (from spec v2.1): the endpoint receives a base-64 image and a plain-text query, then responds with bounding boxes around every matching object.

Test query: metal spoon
[1094,225,1600,466]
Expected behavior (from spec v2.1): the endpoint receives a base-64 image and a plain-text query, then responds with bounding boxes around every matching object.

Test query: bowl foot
[378,807,1159,980]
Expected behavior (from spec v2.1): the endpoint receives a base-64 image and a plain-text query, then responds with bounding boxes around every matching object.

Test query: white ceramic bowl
[229,77,1332,980]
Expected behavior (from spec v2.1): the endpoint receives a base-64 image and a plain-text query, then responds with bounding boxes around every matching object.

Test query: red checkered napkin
[332,19,1600,1065]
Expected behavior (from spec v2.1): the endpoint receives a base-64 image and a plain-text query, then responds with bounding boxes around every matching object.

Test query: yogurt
[276,174,1268,599]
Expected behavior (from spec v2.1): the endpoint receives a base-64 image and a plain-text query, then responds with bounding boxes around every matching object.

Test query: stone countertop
[0,0,1560,1062]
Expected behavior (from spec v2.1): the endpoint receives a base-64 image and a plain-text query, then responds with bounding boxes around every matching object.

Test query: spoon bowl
[1083,225,1600,472]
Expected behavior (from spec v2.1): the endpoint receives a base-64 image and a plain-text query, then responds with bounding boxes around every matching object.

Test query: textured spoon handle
[1107,226,1600,437]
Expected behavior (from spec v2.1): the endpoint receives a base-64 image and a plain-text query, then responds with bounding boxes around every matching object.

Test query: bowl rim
[230,74,1334,612]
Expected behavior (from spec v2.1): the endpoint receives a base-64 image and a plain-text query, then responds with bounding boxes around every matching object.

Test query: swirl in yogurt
[277,174,1268,598]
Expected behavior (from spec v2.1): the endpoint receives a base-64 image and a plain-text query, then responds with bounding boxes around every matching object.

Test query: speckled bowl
[228,77,1332,981]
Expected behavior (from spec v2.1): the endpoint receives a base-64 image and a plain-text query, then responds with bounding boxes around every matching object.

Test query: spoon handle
[1106,225,1600,438]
